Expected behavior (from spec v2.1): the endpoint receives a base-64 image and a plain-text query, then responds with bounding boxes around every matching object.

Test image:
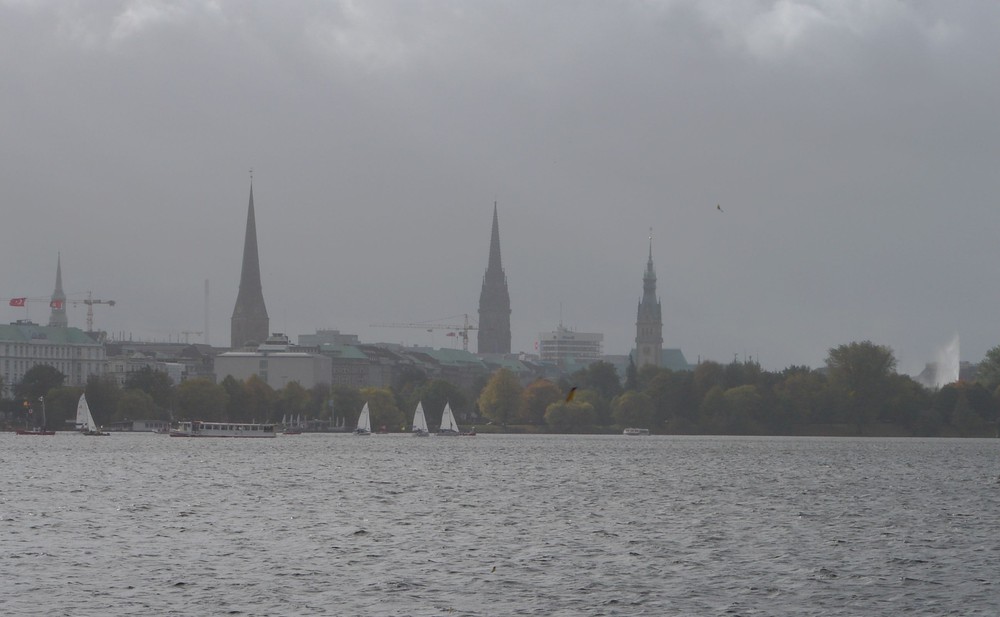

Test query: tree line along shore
[4,341,999,437]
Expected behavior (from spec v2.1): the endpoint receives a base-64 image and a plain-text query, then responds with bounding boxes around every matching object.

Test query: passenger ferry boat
[169,421,277,438]
[623,427,651,436]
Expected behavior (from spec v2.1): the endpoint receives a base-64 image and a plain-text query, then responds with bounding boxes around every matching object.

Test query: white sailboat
[436,402,460,436]
[76,394,109,436]
[412,401,430,437]
[354,402,372,436]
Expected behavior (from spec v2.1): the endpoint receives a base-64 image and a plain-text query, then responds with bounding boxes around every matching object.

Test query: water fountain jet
[933,333,960,389]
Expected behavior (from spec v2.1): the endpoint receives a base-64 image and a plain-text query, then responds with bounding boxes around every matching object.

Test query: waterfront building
[538,324,603,368]
[231,183,269,349]
[103,340,218,386]
[477,203,511,354]
[298,329,361,347]
[0,321,104,396]
[635,234,663,369]
[215,333,331,389]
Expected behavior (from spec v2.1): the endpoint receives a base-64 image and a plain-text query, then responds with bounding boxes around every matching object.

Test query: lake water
[2,433,998,616]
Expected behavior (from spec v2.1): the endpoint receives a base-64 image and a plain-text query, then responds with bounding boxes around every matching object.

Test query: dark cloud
[2,1,998,372]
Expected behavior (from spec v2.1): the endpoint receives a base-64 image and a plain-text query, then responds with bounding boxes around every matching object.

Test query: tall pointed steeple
[477,202,511,354]
[48,253,68,328]
[231,181,269,348]
[635,230,663,369]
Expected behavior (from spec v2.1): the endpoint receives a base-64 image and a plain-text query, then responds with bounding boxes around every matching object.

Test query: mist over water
[933,333,961,388]
[3,433,998,616]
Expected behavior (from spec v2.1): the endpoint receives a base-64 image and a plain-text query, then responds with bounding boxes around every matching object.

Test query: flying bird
[565,387,577,402]
[717,204,724,212]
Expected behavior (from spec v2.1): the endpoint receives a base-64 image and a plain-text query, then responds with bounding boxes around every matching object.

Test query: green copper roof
[408,347,487,368]
[318,343,369,360]
[0,323,100,345]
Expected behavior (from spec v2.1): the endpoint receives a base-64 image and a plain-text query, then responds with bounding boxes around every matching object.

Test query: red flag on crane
[50,300,64,309]
[9,298,26,307]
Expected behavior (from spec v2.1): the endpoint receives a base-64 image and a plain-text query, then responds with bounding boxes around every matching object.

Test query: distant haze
[2,2,998,374]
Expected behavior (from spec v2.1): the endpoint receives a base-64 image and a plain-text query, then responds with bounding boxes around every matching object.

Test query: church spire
[643,229,656,299]
[488,202,502,273]
[48,253,68,328]
[635,229,662,369]
[478,202,511,354]
[231,181,269,348]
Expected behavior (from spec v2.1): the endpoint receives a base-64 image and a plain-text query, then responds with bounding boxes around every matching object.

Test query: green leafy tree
[43,385,84,430]
[309,383,331,420]
[826,341,897,434]
[518,379,562,425]
[611,391,654,430]
[699,385,727,433]
[117,389,157,421]
[636,364,663,391]
[700,384,764,434]
[275,381,311,422]
[243,374,275,422]
[624,355,639,391]
[360,386,404,431]
[544,400,596,433]
[409,380,468,430]
[570,361,623,402]
[84,375,121,425]
[331,385,364,429]
[774,369,828,425]
[693,361,725,401]
[175,378,229,422]
[124,367,174,410]
[221,375,250,422]
[881,374,931,427]
[935,381,995,433]
[478,369,523,428]
[15,364,65,401]
[724,360,765,389]
[393,366,428,404]
[976,345,1000,391]
[570,388,610,426]
[645,369,697,431]
[722,385,765,434]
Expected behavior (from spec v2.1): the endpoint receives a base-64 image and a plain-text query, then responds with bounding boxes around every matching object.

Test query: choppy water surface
[2,434,998,616]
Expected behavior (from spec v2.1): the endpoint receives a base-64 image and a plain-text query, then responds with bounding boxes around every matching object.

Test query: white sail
[76,394,98,432]
[356,402,372,434]
[75,394,89,429]
[413,402,429,433]
[438,403,459,433]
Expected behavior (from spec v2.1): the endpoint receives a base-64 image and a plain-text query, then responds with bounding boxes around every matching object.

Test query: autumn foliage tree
[544,400,596,433]
[611,391,654,430]
[478,369,522,428]
[360,386,404,431]
[518,379,562,425]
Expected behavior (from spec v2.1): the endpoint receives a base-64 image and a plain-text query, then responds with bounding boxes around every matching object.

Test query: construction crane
[371,314,479,351]
[4,297,53,308]
[72,292,116,332]
[181,331,203,344]
[5,292,115,331]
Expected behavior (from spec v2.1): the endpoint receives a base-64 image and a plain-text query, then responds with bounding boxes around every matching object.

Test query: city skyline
[3,3,999,374]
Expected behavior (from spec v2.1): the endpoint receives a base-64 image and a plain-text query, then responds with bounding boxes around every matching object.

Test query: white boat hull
[170,421,277,438]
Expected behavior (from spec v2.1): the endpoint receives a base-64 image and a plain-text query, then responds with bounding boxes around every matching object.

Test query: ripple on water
[1,433,999,615]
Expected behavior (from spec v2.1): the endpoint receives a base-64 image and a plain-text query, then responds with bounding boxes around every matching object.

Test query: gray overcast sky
[2,1,999,374]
